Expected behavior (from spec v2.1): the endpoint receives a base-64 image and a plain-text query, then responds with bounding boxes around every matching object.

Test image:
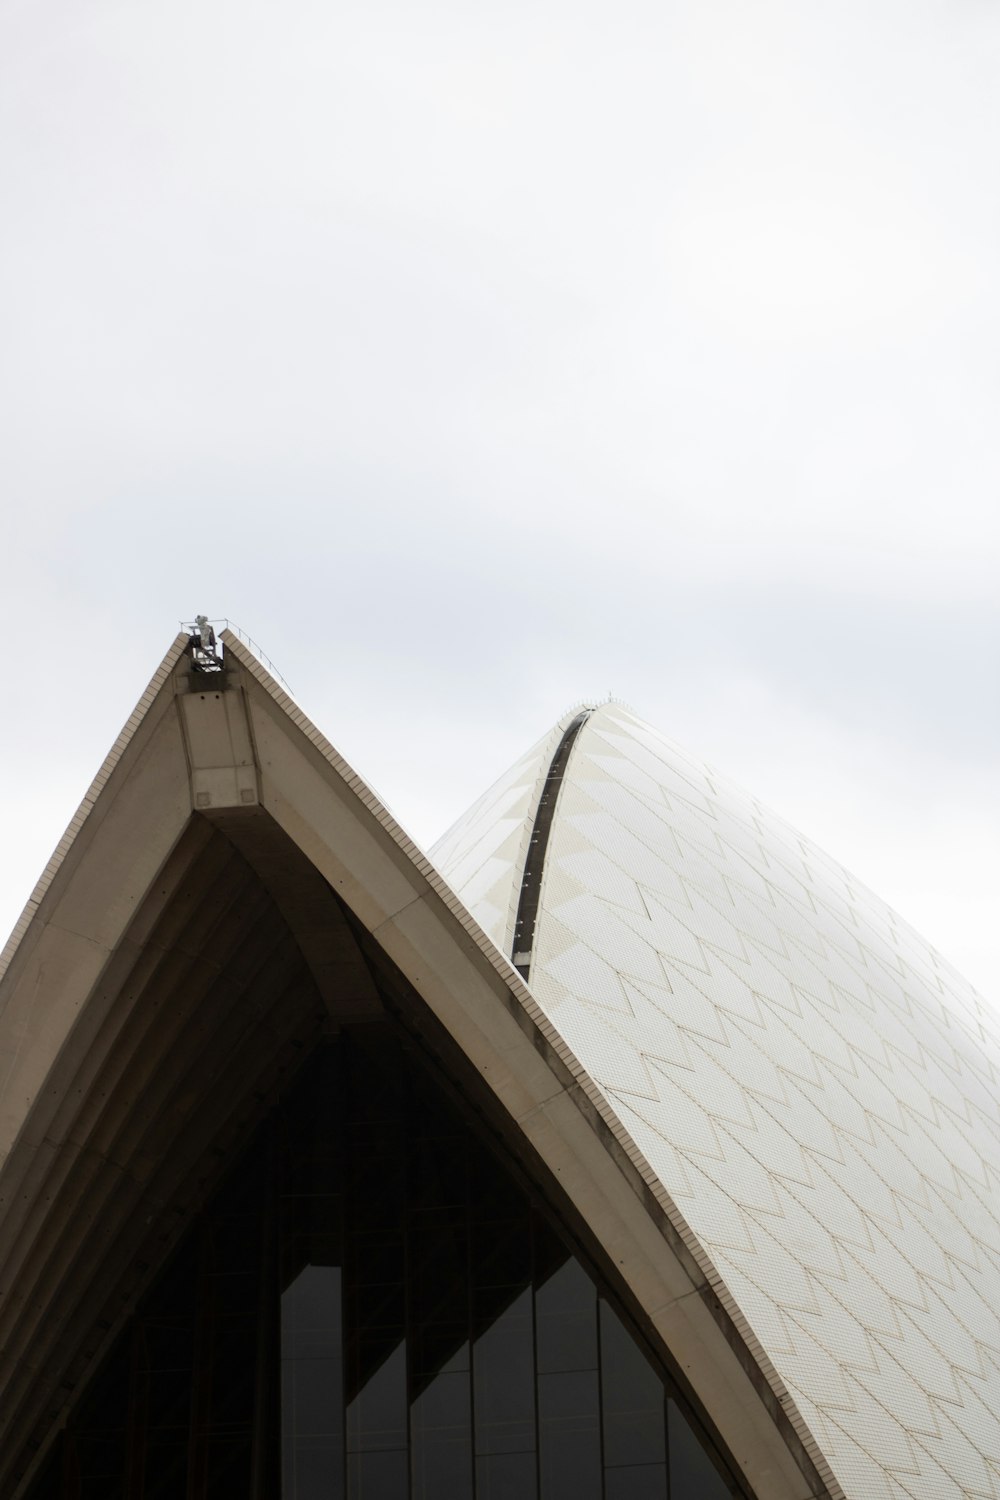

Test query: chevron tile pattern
[434,705,1000,1500]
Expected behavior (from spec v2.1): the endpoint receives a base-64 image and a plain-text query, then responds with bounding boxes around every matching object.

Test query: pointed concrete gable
[0,640,818,1500]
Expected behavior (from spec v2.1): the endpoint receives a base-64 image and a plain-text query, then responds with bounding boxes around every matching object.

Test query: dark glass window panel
[349,1159,406,1230]
[78,1471,125,1500]
[352,1232,404,1287]
[350,1283,406,1342]
[213,1145,267,1219]
[206,1213,260,1272]
[668,1398,736,1499]
[469,1159,525,1224]
[24,1028,747,1500]
[349,1228,404,1302]
[412,1320,469,1382]
[141,1434,190,1499]
[536,1257,598,1373]
[74,1432,126,1481]
[206,1315,258,1429]
[282,1192,343,1243]
[282,1264,342,1361]
[476,1449,539,1500]
[207,1268,259,1317]
[410,1225,468,1322]
[204,1433,253,1490]
[346,1340,407,1454]
[410,1216,468,1378]
[604,1461,668,1498]
[538,1369,602,1500]
[74,1342,130,1432]
[142,1318,196,1374]
[346,1228,405,1408]
[412,1134,468,1218]
[533,1214,570,1278]
[410,1365,473,1499]
[142,1326,195,1433]
[145,1377,194,1439]
[347,1446,409,1500]
[149,1238,199,1320]
[282,1264,343,1500]
[283,1437,345,1500]
[474,1218,533,1290]
[473,1287,535,1455]
[599,1301,666,1469]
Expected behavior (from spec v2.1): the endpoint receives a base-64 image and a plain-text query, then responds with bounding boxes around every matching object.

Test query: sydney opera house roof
[434,703,1000,1500]
[1,629,998,1500]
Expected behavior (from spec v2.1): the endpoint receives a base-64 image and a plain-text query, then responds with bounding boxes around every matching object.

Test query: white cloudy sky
[2,0,998,998]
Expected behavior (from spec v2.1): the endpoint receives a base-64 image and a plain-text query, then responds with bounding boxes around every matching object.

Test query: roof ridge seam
[510,708,593,981]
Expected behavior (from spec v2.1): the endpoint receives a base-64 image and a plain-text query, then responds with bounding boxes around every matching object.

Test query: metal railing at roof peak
[179,617,293,696]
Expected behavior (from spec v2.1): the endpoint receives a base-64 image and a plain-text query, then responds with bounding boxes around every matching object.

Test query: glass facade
[28,1029,742,1500]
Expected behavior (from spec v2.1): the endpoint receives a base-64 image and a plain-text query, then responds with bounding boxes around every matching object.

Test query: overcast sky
[2,0,997,998]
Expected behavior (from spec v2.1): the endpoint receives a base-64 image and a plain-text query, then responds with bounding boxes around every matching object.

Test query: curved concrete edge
[0,633,191,991]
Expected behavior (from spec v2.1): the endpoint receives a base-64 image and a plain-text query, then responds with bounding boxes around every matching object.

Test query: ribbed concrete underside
[0,818,347,1495]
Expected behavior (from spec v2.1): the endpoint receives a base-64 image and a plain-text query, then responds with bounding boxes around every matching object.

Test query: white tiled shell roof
[433,703,1000,1500]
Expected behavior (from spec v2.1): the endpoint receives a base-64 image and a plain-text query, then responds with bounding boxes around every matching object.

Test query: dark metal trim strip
[511,709,592,981]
